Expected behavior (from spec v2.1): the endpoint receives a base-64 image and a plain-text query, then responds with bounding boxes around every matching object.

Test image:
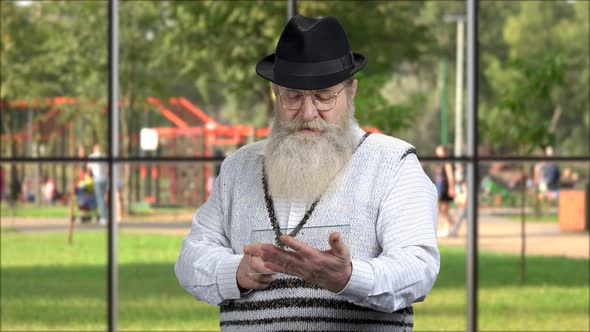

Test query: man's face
[264,79,359,201]
[273,79,358,131]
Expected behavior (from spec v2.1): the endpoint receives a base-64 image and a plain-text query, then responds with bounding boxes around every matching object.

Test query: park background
[1,0,589,331]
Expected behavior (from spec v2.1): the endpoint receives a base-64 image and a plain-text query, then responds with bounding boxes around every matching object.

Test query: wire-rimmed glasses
[278,85,346,112]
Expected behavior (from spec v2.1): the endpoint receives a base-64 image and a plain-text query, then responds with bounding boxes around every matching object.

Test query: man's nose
[299,95,319,121]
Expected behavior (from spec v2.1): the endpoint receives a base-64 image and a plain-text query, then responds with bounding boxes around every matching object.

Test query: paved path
[437,214,589,259]
[2,213,588,259]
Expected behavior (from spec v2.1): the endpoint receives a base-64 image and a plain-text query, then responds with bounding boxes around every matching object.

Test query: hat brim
[255,52,367,90]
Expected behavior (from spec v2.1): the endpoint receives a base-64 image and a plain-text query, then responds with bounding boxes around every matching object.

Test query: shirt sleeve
[338,153,440,312]
[174,172,243,306]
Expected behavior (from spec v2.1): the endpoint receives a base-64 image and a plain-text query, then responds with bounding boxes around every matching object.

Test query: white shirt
[88,152,107,182]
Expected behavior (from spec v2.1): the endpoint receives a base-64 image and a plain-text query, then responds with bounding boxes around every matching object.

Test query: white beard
[264,103,359,202]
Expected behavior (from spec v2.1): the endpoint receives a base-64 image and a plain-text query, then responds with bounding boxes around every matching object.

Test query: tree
[159,1,436,132]
[481,1,589,155]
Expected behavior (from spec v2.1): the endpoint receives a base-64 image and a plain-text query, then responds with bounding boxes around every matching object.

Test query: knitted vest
[218,134,416,332]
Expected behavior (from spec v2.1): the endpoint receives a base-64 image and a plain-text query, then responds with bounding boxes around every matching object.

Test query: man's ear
[350,79,358,99]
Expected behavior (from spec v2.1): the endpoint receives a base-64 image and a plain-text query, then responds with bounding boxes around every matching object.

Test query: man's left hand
[259,232,352,293]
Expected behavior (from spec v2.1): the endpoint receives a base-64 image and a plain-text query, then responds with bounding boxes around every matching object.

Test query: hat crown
[275,15,352,63]
[255,14,366,90]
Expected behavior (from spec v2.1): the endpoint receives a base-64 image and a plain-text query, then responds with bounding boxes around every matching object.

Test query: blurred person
[534,146,560,201]
[74,145,97,223]
[449,164,467,237]
[21,177,34,203]
[175,15,439,331]
[113,165,123,223]
[76,167,96,223]
[559,167,574,189]
[571,172,579,183]
[7,167,22,205]
[88,143,108,225]
[41,175,57,205]
[434,145,455,237]
[77,145,87,181]
[74,145,89,202]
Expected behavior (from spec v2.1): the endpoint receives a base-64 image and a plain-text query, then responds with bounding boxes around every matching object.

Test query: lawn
[0,202,195,220]
[0,202,72,218]
[502,212,559,223]
[1,231,588,331]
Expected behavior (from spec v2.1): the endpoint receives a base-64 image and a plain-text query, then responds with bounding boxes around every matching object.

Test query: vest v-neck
[261,132,372,248]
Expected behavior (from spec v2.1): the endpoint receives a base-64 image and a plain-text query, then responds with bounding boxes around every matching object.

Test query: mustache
[280,118,338,133]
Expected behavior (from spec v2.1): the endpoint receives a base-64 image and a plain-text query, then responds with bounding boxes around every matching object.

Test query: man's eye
[315,91,333,102]
[285,92,303,101]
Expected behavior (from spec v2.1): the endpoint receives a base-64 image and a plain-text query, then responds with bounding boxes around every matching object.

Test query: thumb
[328,232,349,257]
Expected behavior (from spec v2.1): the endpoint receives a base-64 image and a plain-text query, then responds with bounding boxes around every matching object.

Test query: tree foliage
[1,0,588,158]
[482,55,565,154]
[479,1,589,155]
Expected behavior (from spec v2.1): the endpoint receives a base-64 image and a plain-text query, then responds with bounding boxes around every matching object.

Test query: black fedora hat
[256,15,367,90]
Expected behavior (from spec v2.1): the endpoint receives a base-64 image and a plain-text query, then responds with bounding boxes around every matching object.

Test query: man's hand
[237,244,277,292]
[259,232,352,293]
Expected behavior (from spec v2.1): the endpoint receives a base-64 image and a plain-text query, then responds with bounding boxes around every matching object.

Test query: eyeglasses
[278,85,346,112]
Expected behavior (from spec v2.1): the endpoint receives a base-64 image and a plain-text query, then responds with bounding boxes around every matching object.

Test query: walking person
[87,144,108,225]
[434,145,455,237]
[449,164,467,237]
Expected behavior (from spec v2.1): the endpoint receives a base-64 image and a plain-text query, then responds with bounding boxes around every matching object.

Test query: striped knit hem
[220,294,413,331]
[221,316,412,326]
[220,316,413,332]
[221,297,413,314]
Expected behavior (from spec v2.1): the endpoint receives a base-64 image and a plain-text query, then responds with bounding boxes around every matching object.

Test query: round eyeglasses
[278,85,346,112]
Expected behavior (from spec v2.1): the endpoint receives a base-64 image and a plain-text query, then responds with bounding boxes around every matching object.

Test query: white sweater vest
[216,134,421,331]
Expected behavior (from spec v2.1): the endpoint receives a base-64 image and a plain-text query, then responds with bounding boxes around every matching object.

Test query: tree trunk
[0,99,12,158]
[120,54,135,216]
[67,125,76,245]
[61,131,67,194]
[549,106,561,133]
[34,134,41,206]
[0,101,19,207]
[520,165,526,283]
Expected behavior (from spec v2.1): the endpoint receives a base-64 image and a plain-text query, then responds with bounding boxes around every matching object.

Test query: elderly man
[175,15,439,331]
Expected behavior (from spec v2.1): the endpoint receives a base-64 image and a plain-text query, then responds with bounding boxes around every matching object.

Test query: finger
[264,249,303,277]
[260,243,283,254]
[245,244,264,257]
[260,243,296,260]
[260,245,302,269]
[280,235,317,257]
[250,255,277,274]
[328,231,349,257]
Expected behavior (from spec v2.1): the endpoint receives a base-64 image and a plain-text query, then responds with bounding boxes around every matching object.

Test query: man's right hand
[237,244,277,291]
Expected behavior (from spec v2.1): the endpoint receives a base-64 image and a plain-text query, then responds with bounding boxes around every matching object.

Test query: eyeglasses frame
[278,85,347,112]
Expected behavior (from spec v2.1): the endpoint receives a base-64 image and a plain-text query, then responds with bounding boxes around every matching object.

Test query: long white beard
[264,103,358,202]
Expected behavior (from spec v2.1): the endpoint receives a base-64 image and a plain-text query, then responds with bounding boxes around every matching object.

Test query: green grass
[127,201,195,217]
[1,232,588,331]
[0,226,17,233]
[1,202,71,218]
[415,248,589,331]
[502,213,559,223]
[0,202,195,219]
